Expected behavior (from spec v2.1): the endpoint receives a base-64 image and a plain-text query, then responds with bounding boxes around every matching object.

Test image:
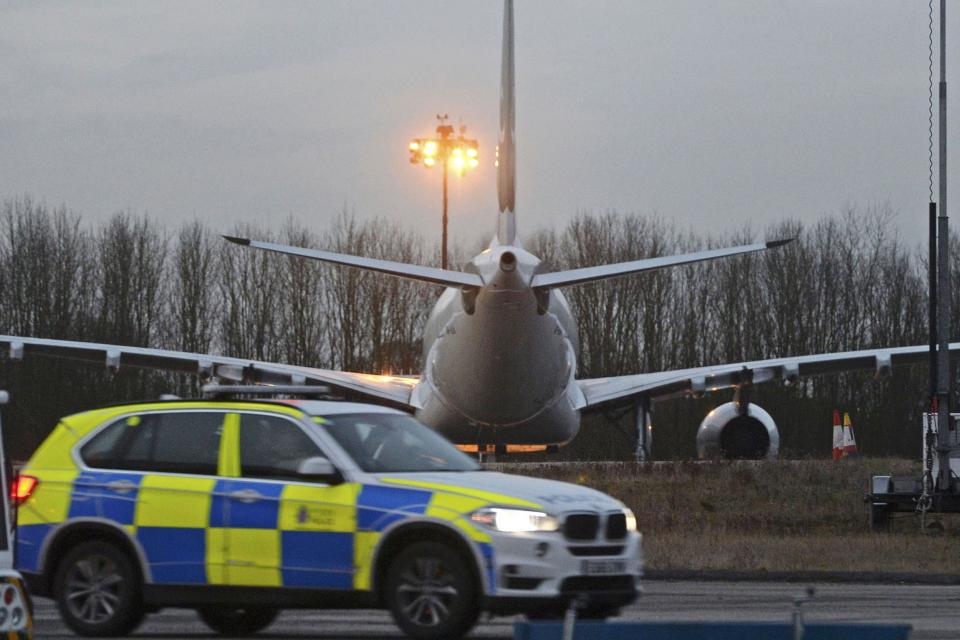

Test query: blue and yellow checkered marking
[16,419,515,596]
[18,472,502,594]
[18,474,504,593]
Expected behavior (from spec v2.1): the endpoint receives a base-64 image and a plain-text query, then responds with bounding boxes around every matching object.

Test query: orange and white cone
[832,409,844,460]
[842,412,858,457]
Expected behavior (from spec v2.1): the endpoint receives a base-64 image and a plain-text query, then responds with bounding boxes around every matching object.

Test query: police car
[14,389,641,638]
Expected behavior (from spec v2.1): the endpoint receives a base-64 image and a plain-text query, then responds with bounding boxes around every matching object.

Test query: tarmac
[34,579,960,639]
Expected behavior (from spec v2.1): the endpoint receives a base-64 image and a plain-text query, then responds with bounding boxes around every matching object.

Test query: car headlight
[470,507,559,533]
[623,508,638,532]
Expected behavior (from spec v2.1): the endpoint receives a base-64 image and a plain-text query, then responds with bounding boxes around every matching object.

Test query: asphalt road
[34,579,960,639]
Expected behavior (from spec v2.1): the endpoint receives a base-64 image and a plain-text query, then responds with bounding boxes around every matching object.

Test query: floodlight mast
[936,0,952,493]
[408,115,480,270]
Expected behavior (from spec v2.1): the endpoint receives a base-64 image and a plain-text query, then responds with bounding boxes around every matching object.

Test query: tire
[197,606,279,636]
[384,541,480,640]
[53,540,145,637]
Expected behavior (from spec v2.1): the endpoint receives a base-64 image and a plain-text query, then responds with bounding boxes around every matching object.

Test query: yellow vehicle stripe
[278,483,360,533]
[379,478,542,509]
[206,528,229,585]
[217,414,240,478]
[353,531,380,590]
[226,529,282,587]
[135,475,216,529]
[16,468,77,527]
[426,493,492,542]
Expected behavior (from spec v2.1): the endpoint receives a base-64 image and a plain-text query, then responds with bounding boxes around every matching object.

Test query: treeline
[0,196,949,460]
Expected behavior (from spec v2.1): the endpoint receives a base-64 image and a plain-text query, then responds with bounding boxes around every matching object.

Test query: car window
[239,413,325,481]
[318,413,480,472]
[80,412,223,475]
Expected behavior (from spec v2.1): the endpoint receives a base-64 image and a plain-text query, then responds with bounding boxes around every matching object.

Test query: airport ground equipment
[868,0,958,532]
[867,411,960,530]
[14,395,640,638]
[0,393,35,638]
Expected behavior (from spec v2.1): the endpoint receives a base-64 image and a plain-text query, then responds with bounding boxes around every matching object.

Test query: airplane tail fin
[497,0,517,245]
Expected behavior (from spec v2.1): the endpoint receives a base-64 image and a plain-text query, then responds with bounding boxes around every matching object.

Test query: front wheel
[53,540,145,637]
[197,607,278,636]
[385,541,480,640]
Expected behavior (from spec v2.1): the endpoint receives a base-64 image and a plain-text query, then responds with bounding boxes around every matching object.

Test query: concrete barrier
[513,621,912,640]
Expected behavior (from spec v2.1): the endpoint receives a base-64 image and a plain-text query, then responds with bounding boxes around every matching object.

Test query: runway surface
[34,579,960,639]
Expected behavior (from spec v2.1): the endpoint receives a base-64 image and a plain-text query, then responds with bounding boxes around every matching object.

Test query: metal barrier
[513,621,912,640]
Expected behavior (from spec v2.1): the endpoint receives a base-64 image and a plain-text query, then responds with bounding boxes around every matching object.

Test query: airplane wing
[576,343,956,408]
[224,237,483,289]
[530,240,792,289]
[0,336,418,407]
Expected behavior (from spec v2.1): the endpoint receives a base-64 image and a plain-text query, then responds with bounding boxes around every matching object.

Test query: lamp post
[409,114,479,270]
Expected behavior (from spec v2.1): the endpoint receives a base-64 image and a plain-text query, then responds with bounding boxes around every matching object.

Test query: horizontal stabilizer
[224,237,484,289]
[530,239,793,289]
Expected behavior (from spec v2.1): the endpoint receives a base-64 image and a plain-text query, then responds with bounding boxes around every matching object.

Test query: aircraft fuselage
[412,244,584,446]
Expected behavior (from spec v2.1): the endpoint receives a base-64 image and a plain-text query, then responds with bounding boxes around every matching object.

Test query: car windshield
[316,413,481,473]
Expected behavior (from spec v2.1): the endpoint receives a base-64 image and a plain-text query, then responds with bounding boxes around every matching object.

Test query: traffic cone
[842,412,858,457]
[832,409,844,460]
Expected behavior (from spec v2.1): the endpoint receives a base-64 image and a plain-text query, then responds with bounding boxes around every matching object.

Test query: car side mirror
[296,456,342,484]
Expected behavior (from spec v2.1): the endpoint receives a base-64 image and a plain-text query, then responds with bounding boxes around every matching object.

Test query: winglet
[223,235,251,246]
[765,238,795,249]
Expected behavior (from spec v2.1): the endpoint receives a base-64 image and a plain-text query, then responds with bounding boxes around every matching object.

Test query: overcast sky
[1,1,957,250]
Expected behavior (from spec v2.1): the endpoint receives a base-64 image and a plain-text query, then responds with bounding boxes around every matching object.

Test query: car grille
[605,513,627,540]
[563,513,599,540]
[567,545,625,557]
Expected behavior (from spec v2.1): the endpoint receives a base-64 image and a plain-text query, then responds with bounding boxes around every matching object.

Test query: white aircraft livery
[2,0,957,460]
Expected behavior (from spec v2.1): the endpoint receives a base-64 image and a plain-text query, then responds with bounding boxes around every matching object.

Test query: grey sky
[0,1,956,250]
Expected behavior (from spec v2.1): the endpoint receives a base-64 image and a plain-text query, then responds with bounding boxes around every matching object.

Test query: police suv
[15,391,641,638]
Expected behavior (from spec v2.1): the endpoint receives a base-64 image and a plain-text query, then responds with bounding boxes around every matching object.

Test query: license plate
[581,559,626,575]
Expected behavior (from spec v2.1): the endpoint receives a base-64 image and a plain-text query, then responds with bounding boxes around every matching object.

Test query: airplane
[2,0,957,461]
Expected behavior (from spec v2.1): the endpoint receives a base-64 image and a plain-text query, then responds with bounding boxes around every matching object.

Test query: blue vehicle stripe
[356,485,431,531]
[281,531,353,588]
[69,472,142,524]
[15,523,52,573]
[137,527,207,584]
[479,542,496,594]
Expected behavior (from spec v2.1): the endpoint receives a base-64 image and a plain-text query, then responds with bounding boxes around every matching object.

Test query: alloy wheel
[395,556,459,627]
[64,554,124,625]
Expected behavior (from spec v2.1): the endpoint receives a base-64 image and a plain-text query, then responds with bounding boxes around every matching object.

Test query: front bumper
[480,529,642,613]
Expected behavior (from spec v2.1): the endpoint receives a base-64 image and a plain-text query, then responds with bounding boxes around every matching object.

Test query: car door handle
[229,489,263,504]
[106,480,137,494]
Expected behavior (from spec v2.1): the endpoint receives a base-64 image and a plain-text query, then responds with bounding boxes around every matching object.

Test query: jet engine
[696,402,779,460]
